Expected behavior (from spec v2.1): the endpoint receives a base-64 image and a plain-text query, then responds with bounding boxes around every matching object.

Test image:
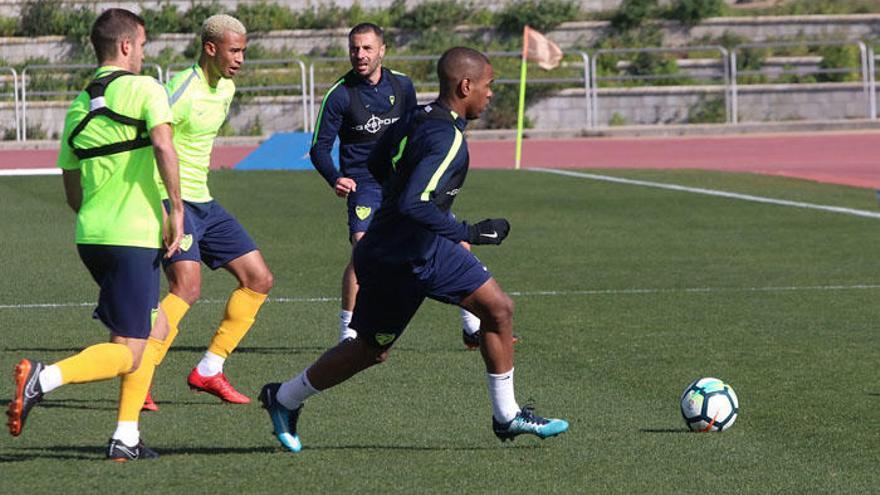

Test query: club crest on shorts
[180,234,193,252]
[355,206,372,221]
[374,333,396,346]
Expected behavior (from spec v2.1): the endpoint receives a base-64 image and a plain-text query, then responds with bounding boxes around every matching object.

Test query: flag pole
[514,25,529,170]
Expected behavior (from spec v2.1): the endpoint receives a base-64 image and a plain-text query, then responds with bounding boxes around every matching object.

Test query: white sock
[277,368,320,410]
[38,364,63,394]
[487,368,520,424]
[339,309,357,342]
[112,421,140,446]
[460,308,481,335]
[196,351,225,377]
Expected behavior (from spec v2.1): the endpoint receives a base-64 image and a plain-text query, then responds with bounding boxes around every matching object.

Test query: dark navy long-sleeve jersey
[359,101,472,265]
[309,69,417,187]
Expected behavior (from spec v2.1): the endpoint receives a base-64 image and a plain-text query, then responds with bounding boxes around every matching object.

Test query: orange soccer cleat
[142,390,159,412]
[187,368,251,404]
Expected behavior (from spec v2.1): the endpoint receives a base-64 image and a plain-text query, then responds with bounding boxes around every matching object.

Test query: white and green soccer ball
[680,377,739,432]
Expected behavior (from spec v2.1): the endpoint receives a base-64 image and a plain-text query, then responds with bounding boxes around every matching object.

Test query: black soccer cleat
[107,438,160,462]
[7,359,44,436]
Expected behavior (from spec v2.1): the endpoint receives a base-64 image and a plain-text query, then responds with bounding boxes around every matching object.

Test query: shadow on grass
[3,442,510,462]
[2,346,329,355]
[0,398,229,412]
[639,428,690,434]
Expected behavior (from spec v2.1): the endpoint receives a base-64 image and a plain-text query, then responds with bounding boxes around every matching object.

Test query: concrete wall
[528,82,872,128]
[3,15,880,64]
[4,82,873,140]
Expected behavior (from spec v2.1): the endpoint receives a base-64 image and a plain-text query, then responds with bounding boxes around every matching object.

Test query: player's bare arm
[62,169,82,213]
[151,123,184,257]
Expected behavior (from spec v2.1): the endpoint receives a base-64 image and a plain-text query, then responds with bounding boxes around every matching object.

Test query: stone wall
[2,15,880,64]
[0,0,664,18]
[529,82,872,128]
[4,82,873,140]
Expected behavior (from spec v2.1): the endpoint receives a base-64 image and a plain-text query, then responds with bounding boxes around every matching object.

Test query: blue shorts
[350,238,492,349]
[77,244,161,339]
[347,184,382,237]
[164,200,258,270]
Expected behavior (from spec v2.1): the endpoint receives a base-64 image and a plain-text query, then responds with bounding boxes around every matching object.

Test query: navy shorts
[350,238,492,349]
[77,244,161,339]
[347,184,383,237]
[164,200,258,270]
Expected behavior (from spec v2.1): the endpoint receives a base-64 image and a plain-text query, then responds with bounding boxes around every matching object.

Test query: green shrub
[0,17,15,36]
[610,0,657,33]
[626,50,685,85]
[142,4,184,35]
[495,0,579,35]
[180,1,226,33]
[234,2,295,32]
[817,45,860,82]
[609,112,628,126]
[664,0,725,26]
[687,95,726,123]
[398,0,472,30]
[19,0,94,38]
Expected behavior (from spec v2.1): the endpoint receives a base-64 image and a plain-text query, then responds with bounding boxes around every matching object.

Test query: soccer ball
[680,377,739,432]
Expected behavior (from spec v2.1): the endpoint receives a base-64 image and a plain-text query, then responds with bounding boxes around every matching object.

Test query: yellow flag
[524,26,563,70]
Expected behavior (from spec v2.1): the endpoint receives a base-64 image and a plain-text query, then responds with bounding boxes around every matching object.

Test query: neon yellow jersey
[56,65,172,248]
[162,64,235,202]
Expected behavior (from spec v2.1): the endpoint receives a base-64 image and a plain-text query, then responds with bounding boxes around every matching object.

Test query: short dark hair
[349,23,384,44]
[437,46,490,96]
[90,8,145,63]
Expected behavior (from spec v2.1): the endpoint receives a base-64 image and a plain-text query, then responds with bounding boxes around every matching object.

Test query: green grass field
[1,169,878,493]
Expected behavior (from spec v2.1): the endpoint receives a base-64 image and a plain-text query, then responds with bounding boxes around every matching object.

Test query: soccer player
[312,23,493,346]
[260,47,568,452]
[146,14,272,407]
[6,8,184,461]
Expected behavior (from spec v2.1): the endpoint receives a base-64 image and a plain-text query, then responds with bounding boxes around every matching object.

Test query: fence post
[730,50,739,125]
[870,46,877,120]
[580,51,591,130]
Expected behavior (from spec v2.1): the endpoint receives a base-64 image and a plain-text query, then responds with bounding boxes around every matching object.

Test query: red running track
[2,132,877,189]
[468,131,880,190]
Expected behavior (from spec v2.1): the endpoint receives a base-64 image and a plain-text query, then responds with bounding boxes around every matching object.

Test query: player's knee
[250,268,274,294]
[128,354,143,373]
[487,294,515,325]
[172,283,201,305]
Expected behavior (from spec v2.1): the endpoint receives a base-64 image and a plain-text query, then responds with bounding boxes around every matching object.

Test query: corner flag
[515,26,563,169]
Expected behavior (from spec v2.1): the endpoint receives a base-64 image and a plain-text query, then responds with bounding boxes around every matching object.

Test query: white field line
[0,168,61,176]
[528,168,880,220]
[2,284,879,310]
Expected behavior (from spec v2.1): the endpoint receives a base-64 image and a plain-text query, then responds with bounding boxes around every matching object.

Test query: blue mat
[235,132,338,170]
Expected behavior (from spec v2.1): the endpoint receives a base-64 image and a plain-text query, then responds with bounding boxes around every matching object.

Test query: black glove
[467,218,510,245]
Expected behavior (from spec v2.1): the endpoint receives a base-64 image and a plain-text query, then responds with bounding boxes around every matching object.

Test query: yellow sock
[155,293,189,365]
[207,287,267,358]
[117,337,163,422]
[55,343,133,385]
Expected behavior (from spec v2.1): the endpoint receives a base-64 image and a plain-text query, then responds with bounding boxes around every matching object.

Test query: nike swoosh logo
[24,370,39,399]
[480,232,499,239]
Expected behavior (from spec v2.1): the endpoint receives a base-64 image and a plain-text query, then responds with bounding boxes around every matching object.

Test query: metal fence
[5,41,880,141]
[730,40,874,124]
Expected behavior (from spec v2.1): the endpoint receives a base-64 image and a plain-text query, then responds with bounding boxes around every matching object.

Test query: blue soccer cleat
[492,406,569,442]
[259,383,303,453]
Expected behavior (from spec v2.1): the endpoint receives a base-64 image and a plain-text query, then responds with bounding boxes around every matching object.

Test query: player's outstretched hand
[468,218,510,245]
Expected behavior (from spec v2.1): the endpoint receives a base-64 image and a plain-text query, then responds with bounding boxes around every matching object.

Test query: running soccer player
[311,23,491,347]
[6,8,184,461]
[145,14,272,408]
[260,47,568,452]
